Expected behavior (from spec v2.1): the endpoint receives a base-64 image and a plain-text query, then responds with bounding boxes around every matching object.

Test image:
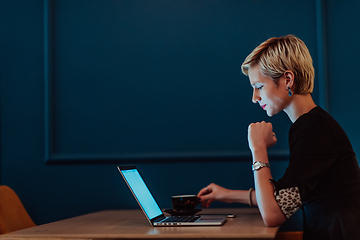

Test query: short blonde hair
[241,35,314,94]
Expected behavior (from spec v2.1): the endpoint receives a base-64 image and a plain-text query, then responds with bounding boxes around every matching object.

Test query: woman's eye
[256,86,263,90]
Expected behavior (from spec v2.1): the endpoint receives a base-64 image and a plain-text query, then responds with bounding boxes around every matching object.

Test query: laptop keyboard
[160,215,200,223]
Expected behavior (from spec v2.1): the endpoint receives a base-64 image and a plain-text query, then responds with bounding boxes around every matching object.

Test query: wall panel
[44,0,317,163]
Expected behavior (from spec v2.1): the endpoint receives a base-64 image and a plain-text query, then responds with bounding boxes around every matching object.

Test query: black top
[271,106,360,240]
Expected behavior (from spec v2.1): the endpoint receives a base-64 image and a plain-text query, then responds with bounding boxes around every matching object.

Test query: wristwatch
[252,161,270,171]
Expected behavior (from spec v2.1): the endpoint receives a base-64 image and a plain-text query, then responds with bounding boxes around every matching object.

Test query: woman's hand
[248,121,277,152]
[197,183,232,208]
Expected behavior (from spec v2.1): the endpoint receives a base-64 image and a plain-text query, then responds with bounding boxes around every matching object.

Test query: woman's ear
[284,70,294,88]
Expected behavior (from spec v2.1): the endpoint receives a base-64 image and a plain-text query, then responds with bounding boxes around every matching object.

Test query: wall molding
[43,0,55,163]
[43,0,324,164]
[316,0,330,112]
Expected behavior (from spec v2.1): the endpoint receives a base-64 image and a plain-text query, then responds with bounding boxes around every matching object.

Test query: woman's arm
[248,122,286,226]
[251,149,286,226]
[197,183,257,207]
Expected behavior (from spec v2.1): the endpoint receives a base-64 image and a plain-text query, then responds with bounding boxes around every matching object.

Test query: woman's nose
[252,90,260,103]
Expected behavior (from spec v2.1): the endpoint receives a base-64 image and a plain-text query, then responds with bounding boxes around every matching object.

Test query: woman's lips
[261,104,266,110]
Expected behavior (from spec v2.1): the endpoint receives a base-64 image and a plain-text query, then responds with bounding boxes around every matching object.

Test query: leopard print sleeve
[269,179,302,218]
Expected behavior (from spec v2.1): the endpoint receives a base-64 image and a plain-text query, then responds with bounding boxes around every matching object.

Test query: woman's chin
[266,109,279,117]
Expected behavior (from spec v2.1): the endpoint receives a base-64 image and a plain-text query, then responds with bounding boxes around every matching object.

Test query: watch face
[253,162,261,170]
[252,162,269,171]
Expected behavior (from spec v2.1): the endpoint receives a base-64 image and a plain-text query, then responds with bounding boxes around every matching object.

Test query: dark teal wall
[0,0,359,232]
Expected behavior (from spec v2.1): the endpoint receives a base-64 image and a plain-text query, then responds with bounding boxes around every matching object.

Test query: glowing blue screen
[121,169,162,220]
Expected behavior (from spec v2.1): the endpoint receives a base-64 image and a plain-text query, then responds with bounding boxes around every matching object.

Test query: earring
[287,86,293,97]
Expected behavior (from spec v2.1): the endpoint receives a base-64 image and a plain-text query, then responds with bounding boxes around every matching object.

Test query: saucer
[164,209,201,216]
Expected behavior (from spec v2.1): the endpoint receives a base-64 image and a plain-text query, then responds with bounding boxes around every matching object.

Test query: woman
[197,35,360,240]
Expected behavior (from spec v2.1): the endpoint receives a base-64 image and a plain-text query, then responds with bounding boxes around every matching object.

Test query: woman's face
[248,65,290,117]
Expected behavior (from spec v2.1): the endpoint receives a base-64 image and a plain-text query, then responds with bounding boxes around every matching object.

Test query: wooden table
[0,208,279,240]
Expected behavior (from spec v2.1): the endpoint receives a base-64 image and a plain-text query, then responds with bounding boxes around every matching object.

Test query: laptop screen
[120,167,163,220]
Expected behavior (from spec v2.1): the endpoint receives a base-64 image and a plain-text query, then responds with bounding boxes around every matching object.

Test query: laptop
[117,165,227,226]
